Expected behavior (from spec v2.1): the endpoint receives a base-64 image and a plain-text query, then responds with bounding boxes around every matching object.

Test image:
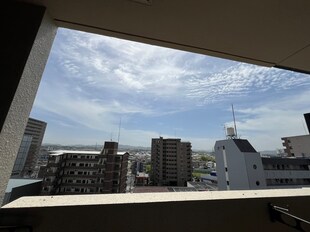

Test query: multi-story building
[281,113,310,157]
[21,118,47,177]
[151,137,192,187]
[215,138,310,190]
[281,135,310,157]
[41,141,129,195]
[131,160,145,175]
[11,135,32,177]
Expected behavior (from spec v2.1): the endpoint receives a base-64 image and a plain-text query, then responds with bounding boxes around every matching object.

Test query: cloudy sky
[30,28,310,151]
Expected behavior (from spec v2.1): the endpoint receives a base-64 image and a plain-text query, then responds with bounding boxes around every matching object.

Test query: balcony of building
[2,1,310,231]
[1,189,310,231]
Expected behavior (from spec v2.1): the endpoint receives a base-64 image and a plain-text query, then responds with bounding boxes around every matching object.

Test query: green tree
[146,164,151,174]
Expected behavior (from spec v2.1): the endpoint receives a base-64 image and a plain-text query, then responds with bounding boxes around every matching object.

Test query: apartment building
[281,135,310,157]
[41,141,128,195]
[151,137,192,187]
[21,118,47,177]
[281,113,310,157]
[215,138,310,190]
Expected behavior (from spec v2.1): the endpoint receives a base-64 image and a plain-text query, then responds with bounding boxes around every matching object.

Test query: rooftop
[5,179,42,193]
[49,150,101,156]
[233,139,257,153]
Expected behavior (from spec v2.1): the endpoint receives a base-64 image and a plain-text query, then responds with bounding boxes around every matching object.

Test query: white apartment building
[215,138,310,190]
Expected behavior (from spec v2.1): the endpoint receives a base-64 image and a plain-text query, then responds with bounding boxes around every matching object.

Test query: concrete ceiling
[23,0,310,74]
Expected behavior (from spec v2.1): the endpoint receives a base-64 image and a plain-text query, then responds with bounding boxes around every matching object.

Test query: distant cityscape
[3,113,310,206]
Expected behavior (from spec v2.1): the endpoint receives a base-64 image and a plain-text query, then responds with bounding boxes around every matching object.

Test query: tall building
[215,138,310,190]
[151,137,192,187]
[41,141,129,195]
[21,118,47,177]
[215,139,267,190]
[11,135,32,177]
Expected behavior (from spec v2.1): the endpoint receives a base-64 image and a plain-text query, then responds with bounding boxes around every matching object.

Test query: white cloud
[224,90,310,150]
[33,28,310,150]
[52,29,310,110]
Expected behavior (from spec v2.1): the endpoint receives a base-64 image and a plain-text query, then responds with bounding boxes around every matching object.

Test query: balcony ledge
[1,188,310,232]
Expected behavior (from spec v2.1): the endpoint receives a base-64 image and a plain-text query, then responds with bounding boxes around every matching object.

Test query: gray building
[21,118,47,177]
[41,141,129,195]
[215,139,267,190]
[215,138,310,190]
[11,135,32,177]
[151,137,192,187]
[3,178,42,206]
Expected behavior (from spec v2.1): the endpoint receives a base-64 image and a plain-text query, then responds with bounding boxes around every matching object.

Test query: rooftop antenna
[110,132,113,141]
[232,104,238,139]
[117,117,122,144]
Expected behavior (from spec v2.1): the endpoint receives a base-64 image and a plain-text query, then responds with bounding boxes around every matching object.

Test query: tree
[146,164,151,174]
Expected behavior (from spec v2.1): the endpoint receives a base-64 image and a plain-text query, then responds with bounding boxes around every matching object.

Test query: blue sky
[30,28,310,151]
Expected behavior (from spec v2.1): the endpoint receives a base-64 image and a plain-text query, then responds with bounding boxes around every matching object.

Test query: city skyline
[30,28,310,151]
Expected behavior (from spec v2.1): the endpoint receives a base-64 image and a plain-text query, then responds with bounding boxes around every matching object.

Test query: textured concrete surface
[1,189,310,232]
[0,11,57,204]
[3,188,310,208]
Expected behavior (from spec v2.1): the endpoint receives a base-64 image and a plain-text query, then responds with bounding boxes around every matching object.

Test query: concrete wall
[1,189,310,232]
[0,2,57,204]
[244,153,267,189]
[215,140,249,190]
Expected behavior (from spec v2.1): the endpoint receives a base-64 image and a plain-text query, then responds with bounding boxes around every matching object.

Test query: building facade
[281,135,310,157]
[21,118,47,177]
[151,137,192,187]
[281,113,310,157]
[11,135,32,177]
[41,142,128,195]
[215,138,310,190]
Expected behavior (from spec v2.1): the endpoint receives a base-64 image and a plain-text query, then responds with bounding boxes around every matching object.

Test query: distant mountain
[118,144,150,150]
[42,143,150,151]
[42,143,211,152]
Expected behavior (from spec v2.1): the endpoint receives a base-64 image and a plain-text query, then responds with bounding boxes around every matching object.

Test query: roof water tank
[227,127,235,137]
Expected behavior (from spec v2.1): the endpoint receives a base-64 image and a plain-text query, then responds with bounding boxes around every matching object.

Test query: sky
[30,28,310,151]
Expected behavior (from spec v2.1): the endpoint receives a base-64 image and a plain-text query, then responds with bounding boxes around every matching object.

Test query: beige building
[151,137,192,187]
[41,141,128,195]
[282,135,310,157]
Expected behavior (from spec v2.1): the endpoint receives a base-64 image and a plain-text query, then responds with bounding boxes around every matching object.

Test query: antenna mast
[232,104,238,138]
[117,117,122,144]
